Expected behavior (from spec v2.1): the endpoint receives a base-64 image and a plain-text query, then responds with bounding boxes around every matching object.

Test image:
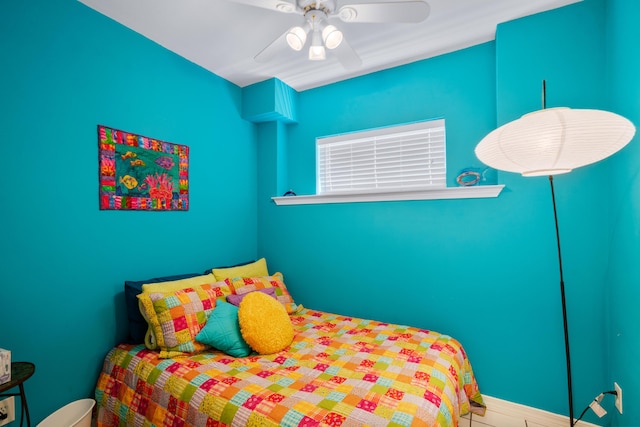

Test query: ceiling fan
[229,0,431,69]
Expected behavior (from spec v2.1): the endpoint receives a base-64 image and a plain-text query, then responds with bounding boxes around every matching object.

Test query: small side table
[0,362,35,427]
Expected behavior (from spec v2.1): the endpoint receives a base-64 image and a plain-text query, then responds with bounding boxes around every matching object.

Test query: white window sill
[272,185,505,206]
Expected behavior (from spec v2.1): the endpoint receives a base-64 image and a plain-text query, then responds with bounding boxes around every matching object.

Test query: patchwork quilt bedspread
[95,308,485,426]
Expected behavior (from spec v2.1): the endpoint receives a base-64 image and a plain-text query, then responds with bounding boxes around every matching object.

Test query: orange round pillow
[238,291,294,354]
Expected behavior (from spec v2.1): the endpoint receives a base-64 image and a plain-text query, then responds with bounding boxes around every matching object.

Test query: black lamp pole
[549,175,574,426]
[542,80,573,426]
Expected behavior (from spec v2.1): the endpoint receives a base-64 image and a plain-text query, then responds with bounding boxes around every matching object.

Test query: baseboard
[460,395,601,427]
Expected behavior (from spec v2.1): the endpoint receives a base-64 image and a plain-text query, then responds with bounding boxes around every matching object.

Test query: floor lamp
[474,85,635,426]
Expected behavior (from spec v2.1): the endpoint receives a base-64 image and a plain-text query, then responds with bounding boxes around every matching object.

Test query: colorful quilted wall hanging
[98,125,189,210]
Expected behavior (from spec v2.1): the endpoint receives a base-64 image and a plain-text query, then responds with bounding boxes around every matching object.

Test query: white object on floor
[36,398,95,427]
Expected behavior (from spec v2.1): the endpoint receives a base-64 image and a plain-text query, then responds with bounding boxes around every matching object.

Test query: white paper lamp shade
[475,108,636,176]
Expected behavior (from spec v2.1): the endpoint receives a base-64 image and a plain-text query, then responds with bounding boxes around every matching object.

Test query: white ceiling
[78,0,580,91]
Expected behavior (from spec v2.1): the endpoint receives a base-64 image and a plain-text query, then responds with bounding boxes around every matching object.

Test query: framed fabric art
[98,125,189,210]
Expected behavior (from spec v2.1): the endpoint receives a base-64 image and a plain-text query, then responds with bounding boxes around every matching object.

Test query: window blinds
[317,119,446,195]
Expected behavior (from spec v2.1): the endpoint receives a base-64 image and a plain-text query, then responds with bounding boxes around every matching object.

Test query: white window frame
[271,119,505,205]
[316,119,446,196]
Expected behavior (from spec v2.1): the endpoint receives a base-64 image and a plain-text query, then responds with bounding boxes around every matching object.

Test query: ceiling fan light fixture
[286,26,307,51]
[308,45,326,60]
[322,24,343,49]
[308,29,326,60]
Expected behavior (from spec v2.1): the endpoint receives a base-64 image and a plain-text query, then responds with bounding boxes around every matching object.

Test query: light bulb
[322,25,342,49]
[308,29,326,60]
[286,26,307,51]
[308,45,326,60]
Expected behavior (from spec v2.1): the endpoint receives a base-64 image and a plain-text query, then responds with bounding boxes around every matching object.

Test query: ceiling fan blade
[226,0,299,14]
[331,38,362,70]
[338,1,430,23]
[254,29,290,63]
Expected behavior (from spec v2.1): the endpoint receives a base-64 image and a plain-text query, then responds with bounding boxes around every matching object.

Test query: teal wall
[494,0,612,420]
[0,0,257,423]
[2,0,637,425]
[258,0,635,423]
[606,0,640,425]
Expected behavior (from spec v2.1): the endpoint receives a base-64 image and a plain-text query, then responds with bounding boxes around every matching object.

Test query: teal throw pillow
[195,301,251,357]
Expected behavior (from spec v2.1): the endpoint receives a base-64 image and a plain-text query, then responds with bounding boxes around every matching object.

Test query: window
[272,118,504,205]
[316,119,446,195]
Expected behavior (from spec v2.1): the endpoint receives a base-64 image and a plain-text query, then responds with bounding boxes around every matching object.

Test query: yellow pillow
[212,258,268,281]
[142,274,218,293]
[238,291,294,355]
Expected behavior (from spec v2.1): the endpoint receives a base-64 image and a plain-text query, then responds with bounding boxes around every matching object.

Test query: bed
[95,261,485,426]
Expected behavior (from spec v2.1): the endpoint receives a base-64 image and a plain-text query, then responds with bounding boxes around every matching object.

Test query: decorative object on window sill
[282,190,297,197]
[456,167,497,186]
[98,125,189,210]
[475,80,635,427]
